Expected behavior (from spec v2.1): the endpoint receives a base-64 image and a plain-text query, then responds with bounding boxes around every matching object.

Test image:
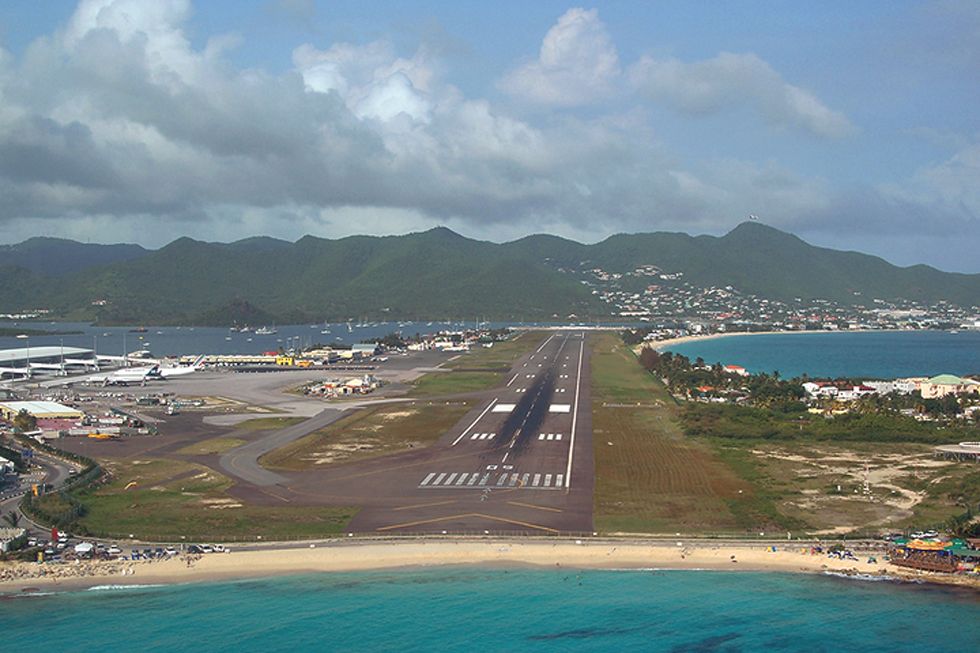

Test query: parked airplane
[86,355,206,386]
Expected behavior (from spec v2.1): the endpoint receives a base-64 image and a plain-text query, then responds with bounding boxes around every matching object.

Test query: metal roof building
[0,400,84,421]
[0,346,94,366]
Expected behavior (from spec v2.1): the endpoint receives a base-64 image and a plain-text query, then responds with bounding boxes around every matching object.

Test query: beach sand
[3,539,977,593]
[646,329,829,352]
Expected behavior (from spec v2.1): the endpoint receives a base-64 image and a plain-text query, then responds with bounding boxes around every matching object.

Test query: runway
[239,332,595,534]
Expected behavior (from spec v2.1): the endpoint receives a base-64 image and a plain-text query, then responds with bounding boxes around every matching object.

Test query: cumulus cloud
[499,8,620,107]
[0,0,973,272]
[629,52,854,138]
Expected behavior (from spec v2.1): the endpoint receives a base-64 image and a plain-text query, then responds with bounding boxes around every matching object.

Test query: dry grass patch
[591,334,758,534]
[260,401,472,470]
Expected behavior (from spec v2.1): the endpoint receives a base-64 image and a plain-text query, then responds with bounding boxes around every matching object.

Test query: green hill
[1,223,977,324]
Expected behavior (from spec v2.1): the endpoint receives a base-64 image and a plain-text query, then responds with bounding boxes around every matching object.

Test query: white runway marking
[445,472,458,485]
[556,433,563,441]
[564,339,585,489]
[468,474,480,486]
[532,473,541,487]
[479,473,490,486]
[516,388,526,393]
[455,473,469,486]
[492,403,516,413]
[535,334,555,353]
[420,472,436,486]
[508,473,519,487]
[544,474,552,487]
[556,388,566,393]
[452,398,499,446]
[433,472,447,485]
[521,473,530,486]
[556,473,564,487]
[506,373,519,387]
[497,473,508,486]
[549,404,571,413]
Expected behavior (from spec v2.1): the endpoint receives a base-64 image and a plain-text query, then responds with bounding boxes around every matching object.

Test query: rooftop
[0,346,93,365]
[926,374,979,385]
[0,400,84,416]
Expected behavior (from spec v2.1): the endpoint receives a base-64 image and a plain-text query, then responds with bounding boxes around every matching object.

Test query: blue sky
[0,1,977,271]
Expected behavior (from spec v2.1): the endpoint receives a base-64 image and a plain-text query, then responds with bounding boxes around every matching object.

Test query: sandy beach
[3,539,977,593]
[647,329,838,352]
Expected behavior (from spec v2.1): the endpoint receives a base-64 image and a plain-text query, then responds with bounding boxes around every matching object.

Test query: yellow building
[918,375,980,399]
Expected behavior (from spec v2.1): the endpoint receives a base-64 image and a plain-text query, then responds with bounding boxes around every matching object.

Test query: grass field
[715,440,980,533]
[260,401,473,470]
[406,331,541,397]
[175,437,247,455]
[37,458,356,541]
[590,333,792,534]
[593,333,979,535]
[408,371,502,397]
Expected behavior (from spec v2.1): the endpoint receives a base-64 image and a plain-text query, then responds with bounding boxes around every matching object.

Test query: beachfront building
[862,380,916,395]
[0,527,26,553]
[918,374,980,399]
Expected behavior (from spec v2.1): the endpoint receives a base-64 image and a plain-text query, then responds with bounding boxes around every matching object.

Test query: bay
[1,569,978,652]
[665,330,980,379]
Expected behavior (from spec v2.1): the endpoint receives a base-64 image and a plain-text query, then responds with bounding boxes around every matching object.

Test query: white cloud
[629,52,854,138]
[293,41,433,123]
[0,0,973,272]
[499,8,620,107]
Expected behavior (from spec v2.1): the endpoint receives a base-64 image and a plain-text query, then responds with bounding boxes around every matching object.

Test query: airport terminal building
[0,346,96,377]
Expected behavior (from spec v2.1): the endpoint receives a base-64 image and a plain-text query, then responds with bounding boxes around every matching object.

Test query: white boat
[256,326,277,335]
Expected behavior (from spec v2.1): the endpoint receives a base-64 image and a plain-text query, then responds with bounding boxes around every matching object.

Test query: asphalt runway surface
[230,332,595,535]
[47,334,594,535]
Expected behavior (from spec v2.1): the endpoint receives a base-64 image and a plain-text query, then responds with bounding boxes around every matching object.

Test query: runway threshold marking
[564,338,585,490]
[506,501,563,513]
[452,398,498,446]
[376,512,560,533]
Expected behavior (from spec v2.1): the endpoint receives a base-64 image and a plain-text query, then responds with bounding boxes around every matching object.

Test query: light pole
[16,334,30,378]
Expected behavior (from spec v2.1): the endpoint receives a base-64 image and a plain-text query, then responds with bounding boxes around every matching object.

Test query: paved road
[218,407,350,486]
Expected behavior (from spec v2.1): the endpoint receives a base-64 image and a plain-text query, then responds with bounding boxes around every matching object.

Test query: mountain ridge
[1,223,977,324]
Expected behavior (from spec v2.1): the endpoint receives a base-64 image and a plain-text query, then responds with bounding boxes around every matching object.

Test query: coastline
[3,539,977,594]
[646,328,914,352]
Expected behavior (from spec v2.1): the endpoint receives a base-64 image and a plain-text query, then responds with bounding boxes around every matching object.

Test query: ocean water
[0,320,524,357]
[665,330,980,379]
[1,569,977,651]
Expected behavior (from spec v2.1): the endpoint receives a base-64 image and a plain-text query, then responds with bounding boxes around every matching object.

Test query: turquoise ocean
[2,569,978,651]
[665,330,980,379]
